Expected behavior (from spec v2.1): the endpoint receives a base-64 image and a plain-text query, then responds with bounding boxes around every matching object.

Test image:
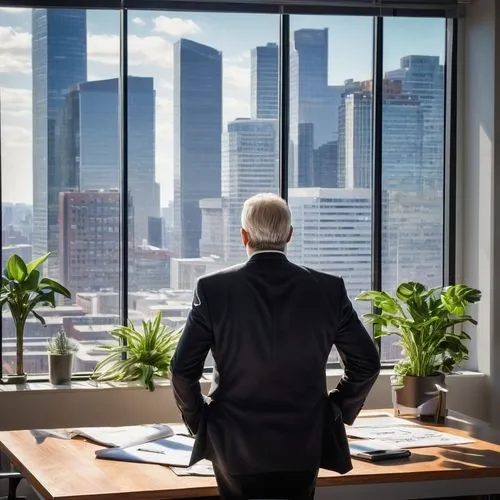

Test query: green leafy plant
[1,253,71,376]
[356,281,481,379]
[47,329,79,355]
[91,312,182,391]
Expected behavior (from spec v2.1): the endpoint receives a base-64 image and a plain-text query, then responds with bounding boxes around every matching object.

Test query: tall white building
[287,188,372,300]
[199,198,225,258]
[222,118,279,263]
[382,190,443,290]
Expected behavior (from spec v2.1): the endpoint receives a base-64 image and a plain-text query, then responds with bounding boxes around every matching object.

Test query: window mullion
[119,8,129,356]
[443,18,458,286]
[371,15,383,357]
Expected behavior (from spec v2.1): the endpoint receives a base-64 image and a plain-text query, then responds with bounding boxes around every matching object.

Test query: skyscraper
[199,198,225,258]
[58,190,132,294]
[32,8,87,276]
[57,77,159,243]
[298,123,314,187]
[222,118,278,262]
[314,141,338,188]
[291,29,338,187]
[337,79,424,191]
[386,55,444,190]
[294,29,328,106]
[337,80,372,189]
[174,39,222,258]
[251,43,279,119]
[287,187,372,300]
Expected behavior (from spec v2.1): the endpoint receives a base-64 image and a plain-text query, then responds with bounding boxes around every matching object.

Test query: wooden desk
[1,411,500,500]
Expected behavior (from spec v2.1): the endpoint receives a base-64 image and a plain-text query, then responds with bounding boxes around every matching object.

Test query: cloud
[1,123,32,204]
[223,96,250,124]
[0,7,29,13]
[1,87,31,116]
[226,51,251,65]
[88,33,173,68]
[158,79,174,91]
[132,17,146,26]
[3,124,30,146]
[156,96,172,114]
[0,26,31,74]
[224,64,250,91]
[153,16,201,38]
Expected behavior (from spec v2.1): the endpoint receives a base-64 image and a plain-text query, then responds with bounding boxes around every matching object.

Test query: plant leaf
[38,278,71,298]
[6,254,28,282]
[26,253,51,275]
[31,309,46,327]
[23,269,40,292]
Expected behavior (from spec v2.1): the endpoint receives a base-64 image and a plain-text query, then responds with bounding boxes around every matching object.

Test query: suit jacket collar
[247,250,288,262]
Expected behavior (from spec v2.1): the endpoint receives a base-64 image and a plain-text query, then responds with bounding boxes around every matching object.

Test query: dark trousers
[213,463,318,500]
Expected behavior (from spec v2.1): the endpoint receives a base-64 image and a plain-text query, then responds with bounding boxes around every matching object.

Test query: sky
[0,7,445,206]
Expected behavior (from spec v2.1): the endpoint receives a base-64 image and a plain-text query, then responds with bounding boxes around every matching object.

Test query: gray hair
[241,193,291,251]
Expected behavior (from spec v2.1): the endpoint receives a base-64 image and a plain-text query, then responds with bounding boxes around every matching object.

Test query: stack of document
[70,424,175,448]
[31,424,175,448]
[95,434,196,467]
[347,414,474,449]
[67,424,211,475]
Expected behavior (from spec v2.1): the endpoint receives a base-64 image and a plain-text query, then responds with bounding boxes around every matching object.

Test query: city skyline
[0,8,448,370]
[0,8,446,204]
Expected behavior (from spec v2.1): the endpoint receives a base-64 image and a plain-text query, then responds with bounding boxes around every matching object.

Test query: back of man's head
[241,193,292,252]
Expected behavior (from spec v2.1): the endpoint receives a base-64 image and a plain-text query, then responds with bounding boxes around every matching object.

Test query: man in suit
[171,193,380,499]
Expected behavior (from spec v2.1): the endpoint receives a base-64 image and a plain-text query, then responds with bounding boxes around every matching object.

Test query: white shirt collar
[249,250,287,257]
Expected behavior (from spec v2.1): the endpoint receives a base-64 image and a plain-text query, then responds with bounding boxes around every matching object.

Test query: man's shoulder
[293,263,344,287]
[197,260,344,289]
[197,262,247,285]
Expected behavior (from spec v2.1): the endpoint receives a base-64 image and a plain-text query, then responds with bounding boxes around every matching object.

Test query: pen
[138,447,166,455]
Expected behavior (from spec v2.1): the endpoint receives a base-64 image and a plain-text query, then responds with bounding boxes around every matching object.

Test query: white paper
[349,416,418,429]
[347,426,474,448]
[71,424,174,448]
[31,429,72,441]
[171,459,215,476]
[96,435,195,467]
[349,439,402,456]
[135,435,195,466]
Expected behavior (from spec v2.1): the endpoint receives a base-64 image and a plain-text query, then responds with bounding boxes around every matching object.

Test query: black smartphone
[354,449,411,462]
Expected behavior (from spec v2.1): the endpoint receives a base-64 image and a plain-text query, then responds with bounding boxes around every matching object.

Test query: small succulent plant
[47,328,79,355]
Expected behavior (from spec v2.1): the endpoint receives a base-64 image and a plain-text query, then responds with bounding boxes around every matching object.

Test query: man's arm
[330,277,381,425]
[170,278,213,435]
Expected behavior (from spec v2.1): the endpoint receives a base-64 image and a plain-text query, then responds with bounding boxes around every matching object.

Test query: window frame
[0,0,458,379]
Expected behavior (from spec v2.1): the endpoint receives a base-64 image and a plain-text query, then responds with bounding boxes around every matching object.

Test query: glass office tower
[32,8,87,276]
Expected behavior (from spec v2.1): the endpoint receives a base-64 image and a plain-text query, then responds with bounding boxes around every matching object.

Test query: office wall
[0,372,487,431]
[460,0,500,426]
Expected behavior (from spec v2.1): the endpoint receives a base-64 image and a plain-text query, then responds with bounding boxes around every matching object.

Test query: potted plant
[91,312,182,391]
[356,281,481,418]
[47,328,79,385]
[1,253,71,384]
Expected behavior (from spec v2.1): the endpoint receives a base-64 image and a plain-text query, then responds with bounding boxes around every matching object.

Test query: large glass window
[126,12,280,367]
[1,8,120,376]
[0,5,452,378]
[381,18,446,362]
[286,15,373,364]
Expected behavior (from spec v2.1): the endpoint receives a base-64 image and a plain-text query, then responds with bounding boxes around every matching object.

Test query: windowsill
[0,369,486,394]
[0,370,489,430]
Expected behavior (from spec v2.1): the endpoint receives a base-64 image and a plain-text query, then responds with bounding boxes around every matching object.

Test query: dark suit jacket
[170,252,380,476]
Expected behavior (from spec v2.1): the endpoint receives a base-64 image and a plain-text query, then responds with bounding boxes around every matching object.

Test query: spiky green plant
[91,312,182,391]
[47,329,79,355]
[1,253,71,376]
[356,281,481,380]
